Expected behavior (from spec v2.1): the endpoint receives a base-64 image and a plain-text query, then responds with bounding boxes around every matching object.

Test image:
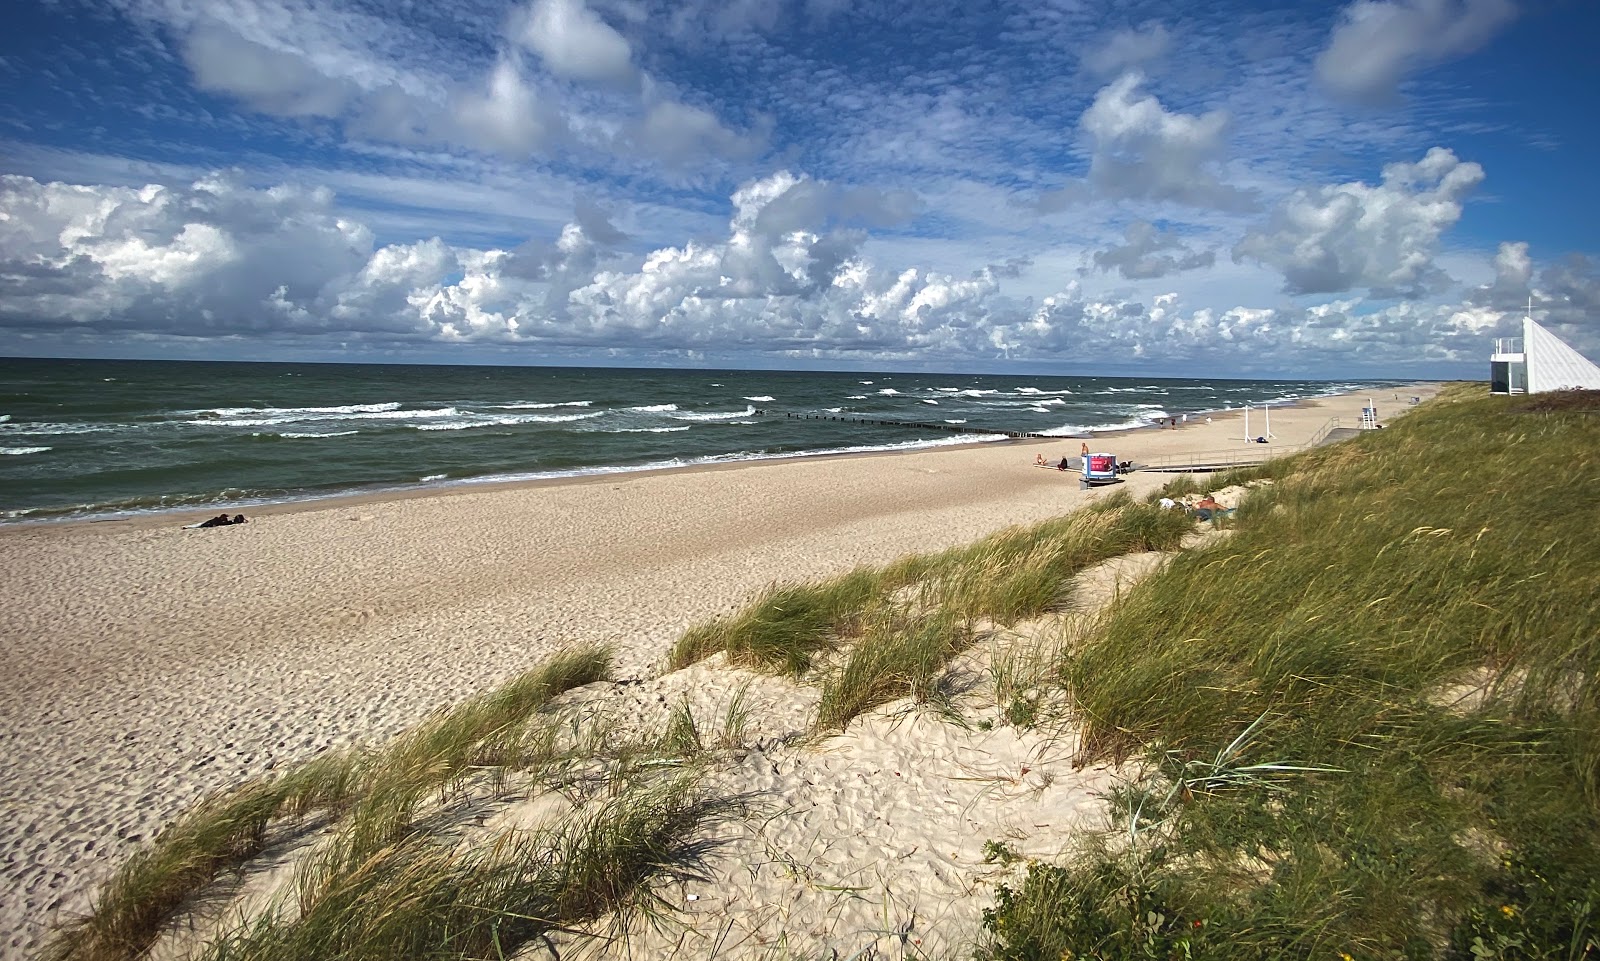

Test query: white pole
[1244,405,1250,442]
[1265,403,1272,440]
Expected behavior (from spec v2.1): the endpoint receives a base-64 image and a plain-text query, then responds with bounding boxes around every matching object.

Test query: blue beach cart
[1081,452,1119,489]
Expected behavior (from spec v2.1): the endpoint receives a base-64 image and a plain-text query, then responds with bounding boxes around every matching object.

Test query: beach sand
[0,384,1439,958]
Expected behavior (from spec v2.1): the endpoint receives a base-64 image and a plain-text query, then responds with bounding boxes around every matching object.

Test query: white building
[1490,314,1600,395]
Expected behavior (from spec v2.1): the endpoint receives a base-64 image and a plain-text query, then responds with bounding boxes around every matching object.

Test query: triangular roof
[1525,316,1600,393]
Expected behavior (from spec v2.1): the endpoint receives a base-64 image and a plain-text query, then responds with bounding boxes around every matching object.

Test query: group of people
[195,513,248,528]
[1158,494,1225,520]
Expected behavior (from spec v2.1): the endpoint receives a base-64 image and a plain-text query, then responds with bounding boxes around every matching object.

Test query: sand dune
[0,385,1438,958]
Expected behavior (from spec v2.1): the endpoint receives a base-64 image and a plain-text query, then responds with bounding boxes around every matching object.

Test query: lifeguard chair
[1082,452,1119,489]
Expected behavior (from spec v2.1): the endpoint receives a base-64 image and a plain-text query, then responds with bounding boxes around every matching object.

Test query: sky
[1,0,1596,378]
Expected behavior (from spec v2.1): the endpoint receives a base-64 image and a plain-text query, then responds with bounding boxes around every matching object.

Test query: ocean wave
[414,411,602,431]
[192,402,403,418]
[420,473,448,482]
[493,401,593,410]
[0,414,9,423]
[669,405,757,422]
[1015,387,1073,395]
[944,419,967,425]
[606,426,691,433]
[200,406,459,427]
[822,407,844,413]
[953,389,999,397]
[1029,407,1051,413]
[630,403,678,412]
[274,430,361,439]
[876,388,901,395]
[1039,416,1153,436]
[847,395,868,400]
[1,446,50,455]
[743,395,775,402]
[922,399,940,405]
[0,422,117,435]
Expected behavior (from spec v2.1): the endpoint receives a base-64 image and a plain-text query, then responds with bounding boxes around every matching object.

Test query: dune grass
[670,494,1193,732]
[980,385,1600,960]
[197,772,720,961]
[45,646,613,961]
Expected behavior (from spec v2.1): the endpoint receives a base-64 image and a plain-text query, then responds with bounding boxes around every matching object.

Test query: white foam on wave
[420,473,448,482]
[606,426,691,433]
[669,405,757,422]
[0,422,115,436]
[201,406,456,427]
[197,402,402,418]
[1029,406,1051,413]
[847,395,868,400]
[493,401,593,410]
[944,419,967,425]
[275,430,360,439]
[1015,387,1073,395]
[457,431,1013,488]
[954,389,999,397]
[1,446,50,455]
[630,404,678,413]
[922,399,940,405]
[0,415,9,423]
[743,395,775,402]
[876,388,901,395]
[415,411,602,431]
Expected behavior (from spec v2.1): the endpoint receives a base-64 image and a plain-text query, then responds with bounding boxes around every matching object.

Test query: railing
[1138,416,1345,473]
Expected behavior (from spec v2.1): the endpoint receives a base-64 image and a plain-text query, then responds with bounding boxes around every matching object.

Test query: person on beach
[1080,441,1089,457]
[197,513,233,528]
[1192,496,1222,521]
[1035,454,1047,466]
[1057,456,1070,470]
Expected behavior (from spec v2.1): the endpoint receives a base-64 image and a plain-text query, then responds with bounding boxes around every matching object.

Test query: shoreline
[0,383,1442,956]
[1,383,1431,534]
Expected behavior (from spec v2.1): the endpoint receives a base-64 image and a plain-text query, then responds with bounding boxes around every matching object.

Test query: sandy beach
[0,384,1439,959]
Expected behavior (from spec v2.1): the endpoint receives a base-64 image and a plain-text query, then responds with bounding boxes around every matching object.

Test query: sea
[0,358,1398,523]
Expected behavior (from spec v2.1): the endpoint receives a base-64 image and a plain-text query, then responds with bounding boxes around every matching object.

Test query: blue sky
[1,0,1595,377]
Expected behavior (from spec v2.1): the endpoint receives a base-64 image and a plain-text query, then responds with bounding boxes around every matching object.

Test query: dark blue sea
[0,359,1395,522]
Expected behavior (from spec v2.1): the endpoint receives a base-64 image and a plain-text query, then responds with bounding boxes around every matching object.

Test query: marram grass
[669,493,1192,705]
[981,385,1600,961]
[44,645,612,961]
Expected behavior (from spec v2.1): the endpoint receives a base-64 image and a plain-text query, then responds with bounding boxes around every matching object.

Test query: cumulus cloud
[1315,0,1518,103]
[1082,23,1171,76]
[0,170,1528,371]
[1043,72,1254,212]
[1092,221,1216,279]
[1232,147,1484,297]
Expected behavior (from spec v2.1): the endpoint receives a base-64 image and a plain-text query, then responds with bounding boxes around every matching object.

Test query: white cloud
[450,57,564,155]
[1046,72,1254,212]
[1232,147,1484,296]
[517,0,637,85]
[0,169,1546,372]
[1315,0,1518,103]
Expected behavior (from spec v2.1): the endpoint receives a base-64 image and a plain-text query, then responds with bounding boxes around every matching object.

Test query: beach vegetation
[980,385,1600,960]
[196,771,723,961]
[672,494,1192,732]
[44,646,613,961]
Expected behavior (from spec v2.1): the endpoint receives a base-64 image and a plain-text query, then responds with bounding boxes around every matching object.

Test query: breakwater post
[769,411,1049,440]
